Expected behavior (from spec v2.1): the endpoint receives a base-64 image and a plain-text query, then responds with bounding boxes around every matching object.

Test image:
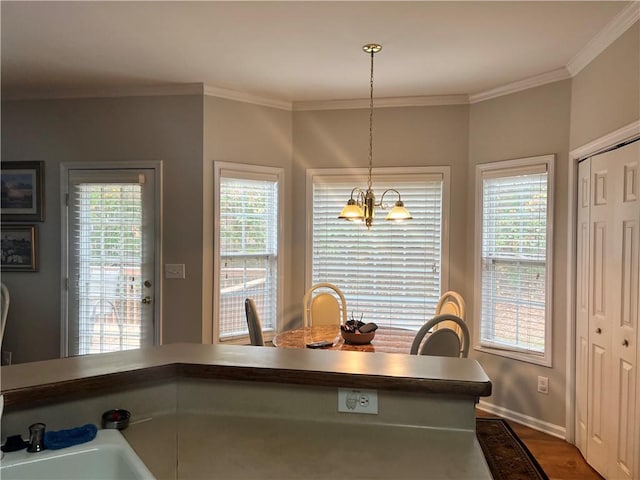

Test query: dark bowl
[341,330,375,345]
[101,409,131,430]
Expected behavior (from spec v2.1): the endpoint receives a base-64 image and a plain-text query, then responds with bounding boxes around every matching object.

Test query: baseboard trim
[477,400,566,440]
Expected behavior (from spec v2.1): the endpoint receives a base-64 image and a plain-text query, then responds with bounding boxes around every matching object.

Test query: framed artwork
[1,161,45,221]
[1,224,38,272]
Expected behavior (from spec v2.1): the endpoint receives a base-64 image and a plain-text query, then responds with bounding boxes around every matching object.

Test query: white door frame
[565,120,640,443]
[60,161,163,356]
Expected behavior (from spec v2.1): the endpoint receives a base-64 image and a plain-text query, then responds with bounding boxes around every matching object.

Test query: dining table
[272,324,416,354]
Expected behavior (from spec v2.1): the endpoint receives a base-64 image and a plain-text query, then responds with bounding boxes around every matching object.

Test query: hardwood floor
[476,409,603,480]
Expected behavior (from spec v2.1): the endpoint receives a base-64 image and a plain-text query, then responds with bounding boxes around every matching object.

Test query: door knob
[595,328,602,334]
[142,296,152,304]
[622,339,629,347]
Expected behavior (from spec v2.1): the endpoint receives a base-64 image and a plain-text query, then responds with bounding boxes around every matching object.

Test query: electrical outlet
[338,388,378,414]
[537,376,549,394]
[2,350,12,365]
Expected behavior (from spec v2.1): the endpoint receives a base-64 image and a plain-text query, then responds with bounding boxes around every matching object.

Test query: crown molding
[469,68,571,104]
[567,2,640,76]
[203,84,291,111]
[1,82,293,110]
[293,94,469,111]
[570,119,640,160]
[1,83,205,101]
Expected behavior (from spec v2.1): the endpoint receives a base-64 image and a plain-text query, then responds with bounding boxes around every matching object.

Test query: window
[307,167,449,330]
[214,162,283,342]
[474,155,554,366]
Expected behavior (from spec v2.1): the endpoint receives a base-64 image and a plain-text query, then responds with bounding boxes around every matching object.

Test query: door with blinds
[575,139,639,480]
[62,166,158,357]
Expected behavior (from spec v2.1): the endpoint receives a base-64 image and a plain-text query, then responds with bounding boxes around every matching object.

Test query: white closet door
[581,140,639,480]
[586,154,615,477]
[575,159,591,456]
[604,142,638,480]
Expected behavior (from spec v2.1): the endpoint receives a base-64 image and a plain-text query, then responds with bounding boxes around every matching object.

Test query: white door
[575,159,591,455]
[603,143,638,480]
[577,140,639,479]
[586,154,615,477]
[62,166,159,357]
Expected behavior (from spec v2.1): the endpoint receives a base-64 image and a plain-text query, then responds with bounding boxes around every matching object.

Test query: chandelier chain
[368,48,374,190]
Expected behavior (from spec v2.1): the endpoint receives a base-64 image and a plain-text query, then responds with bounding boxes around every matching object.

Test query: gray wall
[291,105,470,312]
[203,96,293,339]
[570,22,639,149]
[1,95,205,363]
[468,80,572,427]
[0,93,294,361]
[460,21,638,428]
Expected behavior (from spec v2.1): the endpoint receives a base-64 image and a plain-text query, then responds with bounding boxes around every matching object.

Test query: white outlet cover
[537,376,549,394]
[338,388,378,414]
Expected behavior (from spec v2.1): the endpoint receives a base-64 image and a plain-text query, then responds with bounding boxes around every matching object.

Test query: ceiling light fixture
[338,43,412,229]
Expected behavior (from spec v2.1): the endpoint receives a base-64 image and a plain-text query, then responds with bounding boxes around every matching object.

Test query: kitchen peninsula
[1,343,493,479]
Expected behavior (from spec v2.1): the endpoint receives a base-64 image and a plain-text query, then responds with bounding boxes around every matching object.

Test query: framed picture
[1,224,38,272]
[1,161,45,221]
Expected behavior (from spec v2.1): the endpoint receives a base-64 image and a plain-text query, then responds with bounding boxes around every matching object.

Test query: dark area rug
[476,417,549,480]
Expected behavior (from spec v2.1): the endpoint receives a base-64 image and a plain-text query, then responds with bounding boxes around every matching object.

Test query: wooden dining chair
[303,283,347,328]
[433,291,466,336]
[244,298,265,346]
[410,314,470,358]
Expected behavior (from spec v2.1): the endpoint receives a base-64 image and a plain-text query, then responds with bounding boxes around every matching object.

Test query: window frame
[305,166,451,329]
[213,161,284,344]
[473,154,554,367]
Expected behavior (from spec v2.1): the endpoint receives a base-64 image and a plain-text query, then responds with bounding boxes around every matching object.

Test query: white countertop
[1,343,491,408]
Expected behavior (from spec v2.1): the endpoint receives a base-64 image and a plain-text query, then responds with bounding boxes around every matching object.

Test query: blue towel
[43,423,98,450]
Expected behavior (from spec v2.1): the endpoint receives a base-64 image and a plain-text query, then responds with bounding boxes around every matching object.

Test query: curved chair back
[434,291,466,335]
[410,314,470,358]
[1,282,9,348]
[244,298,265,346]
[303,283,347,327]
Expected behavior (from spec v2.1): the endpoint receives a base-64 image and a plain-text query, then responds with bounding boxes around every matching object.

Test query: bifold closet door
[581,140,639,480]
[575,159,590,458]
[606,142,639,480]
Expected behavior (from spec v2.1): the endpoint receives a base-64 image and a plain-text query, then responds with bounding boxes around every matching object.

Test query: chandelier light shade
[338,43,412,229]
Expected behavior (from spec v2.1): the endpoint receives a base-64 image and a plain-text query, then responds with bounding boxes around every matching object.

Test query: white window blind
[69,176,148,355]
[311,172,446,330]
[218,171,279,340]
[478,159,552,359]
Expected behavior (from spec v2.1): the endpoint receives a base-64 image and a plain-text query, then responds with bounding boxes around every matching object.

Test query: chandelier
[338,43,412,229]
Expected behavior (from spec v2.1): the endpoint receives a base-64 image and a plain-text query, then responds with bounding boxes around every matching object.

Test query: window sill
[473,345,551,368]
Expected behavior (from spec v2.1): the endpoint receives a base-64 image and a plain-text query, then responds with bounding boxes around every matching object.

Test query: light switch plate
[165,264,185,279]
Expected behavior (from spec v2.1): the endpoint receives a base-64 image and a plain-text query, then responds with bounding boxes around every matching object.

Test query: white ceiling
[1,1,636,106]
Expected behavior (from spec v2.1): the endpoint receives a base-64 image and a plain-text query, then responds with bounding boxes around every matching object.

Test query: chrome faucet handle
[26,422,46,452]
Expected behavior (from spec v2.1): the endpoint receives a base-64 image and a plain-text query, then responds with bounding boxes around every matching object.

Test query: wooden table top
[272,325,416,353]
